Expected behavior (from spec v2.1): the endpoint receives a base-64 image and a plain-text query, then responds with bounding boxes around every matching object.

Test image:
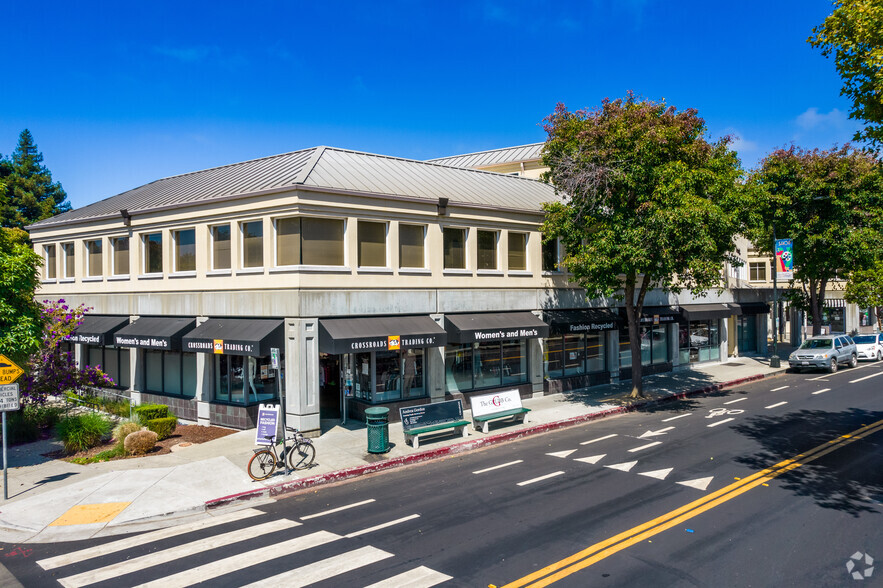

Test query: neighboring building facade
[30,144,768,435]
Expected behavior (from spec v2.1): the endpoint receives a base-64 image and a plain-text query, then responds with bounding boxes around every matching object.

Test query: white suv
[788,335,858,373]
[852,333,883,361]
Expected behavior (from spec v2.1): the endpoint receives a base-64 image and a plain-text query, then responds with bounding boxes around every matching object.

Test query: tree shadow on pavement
[733,408,883,517]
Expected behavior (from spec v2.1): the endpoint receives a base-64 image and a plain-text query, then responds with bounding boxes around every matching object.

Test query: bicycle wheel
[248,450,277,481]
[288,441,316,471]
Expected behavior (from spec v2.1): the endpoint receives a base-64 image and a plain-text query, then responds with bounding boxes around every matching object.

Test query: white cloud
[795,107,851,131]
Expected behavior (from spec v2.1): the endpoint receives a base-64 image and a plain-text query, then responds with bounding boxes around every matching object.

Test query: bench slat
[405,420,471,435]
[473,407,531,422]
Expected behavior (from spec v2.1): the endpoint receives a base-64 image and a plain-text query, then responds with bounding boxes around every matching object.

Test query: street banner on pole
[775,239,793,280]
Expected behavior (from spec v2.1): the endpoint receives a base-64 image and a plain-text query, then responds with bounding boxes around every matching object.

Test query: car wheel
[877,350,882,362]
[828,358,838,373]
[848,354,857,368]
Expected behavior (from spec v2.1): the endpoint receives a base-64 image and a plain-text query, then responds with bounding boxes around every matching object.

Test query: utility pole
[770,226,780,368]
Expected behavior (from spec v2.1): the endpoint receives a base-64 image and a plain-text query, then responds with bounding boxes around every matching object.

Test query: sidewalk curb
[206,369,784,510]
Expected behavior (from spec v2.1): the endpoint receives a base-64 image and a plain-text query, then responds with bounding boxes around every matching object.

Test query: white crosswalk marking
[134,531,342,588]
[58,519,299,588]
[38,508,265,571]
[345,514,421,538]
[241,545,393,588]
[365,565,453,587]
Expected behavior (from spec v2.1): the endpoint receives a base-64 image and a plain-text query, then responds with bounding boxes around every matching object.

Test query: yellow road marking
[502,418,883,588]
[49,502,131,526]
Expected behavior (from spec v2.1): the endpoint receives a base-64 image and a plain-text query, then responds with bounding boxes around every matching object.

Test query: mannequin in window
[247,356,258,401]
[402,349,417,398]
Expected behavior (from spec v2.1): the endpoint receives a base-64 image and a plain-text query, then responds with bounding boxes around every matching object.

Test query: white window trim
[239,219,265,271]
[209,223,233,272]
[172,228,197,274]
[398,223,428,270]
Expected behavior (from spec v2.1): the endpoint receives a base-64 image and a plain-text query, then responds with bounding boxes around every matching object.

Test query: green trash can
[365,406,390,454]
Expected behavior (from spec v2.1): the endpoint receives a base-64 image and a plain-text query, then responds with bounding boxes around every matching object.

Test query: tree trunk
[624,278,647,398]
[809,278,822,336]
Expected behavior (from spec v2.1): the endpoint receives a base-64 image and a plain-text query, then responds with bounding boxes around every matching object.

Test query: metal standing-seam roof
[426,142,544,169]
[28,146,558,229]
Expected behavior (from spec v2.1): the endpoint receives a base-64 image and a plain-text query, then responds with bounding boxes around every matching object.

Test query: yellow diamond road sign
[0,354,24,385]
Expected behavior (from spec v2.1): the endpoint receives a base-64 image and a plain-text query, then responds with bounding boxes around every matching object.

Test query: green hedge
[146,417,177,441]
[134,404,169,421]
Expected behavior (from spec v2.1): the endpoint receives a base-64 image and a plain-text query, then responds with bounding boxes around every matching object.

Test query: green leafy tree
[845,259,883,329]
[1,129,70,229]
[745,145,883,336]
[541,95,743,397]
[809,0,883,149]
[0,227,44,364]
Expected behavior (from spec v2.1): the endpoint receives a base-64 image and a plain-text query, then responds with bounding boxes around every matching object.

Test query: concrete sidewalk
[0,354,789,543]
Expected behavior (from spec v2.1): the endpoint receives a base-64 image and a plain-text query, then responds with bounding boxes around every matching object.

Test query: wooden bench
[400,400,470,450]
[470,390,530,433]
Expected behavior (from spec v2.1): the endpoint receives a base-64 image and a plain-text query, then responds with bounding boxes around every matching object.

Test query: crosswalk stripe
[345,514,421,538]
[301,499,376,520]
[364,565,453,587]
[134,530,341,588]
[58,519,299,588]
[38,508,265,571]
[240,545,393,588]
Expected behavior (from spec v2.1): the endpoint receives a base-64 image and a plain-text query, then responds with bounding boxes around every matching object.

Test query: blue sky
[2,1,860,210]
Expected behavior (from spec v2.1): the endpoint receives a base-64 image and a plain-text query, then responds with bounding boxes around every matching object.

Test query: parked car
[852,333,883,361]
[788,335,858,373]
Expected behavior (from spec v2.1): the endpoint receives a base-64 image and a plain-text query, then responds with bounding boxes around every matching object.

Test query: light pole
[770,226,780,367]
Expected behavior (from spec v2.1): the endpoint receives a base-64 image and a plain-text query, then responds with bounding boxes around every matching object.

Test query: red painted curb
[206,369,782,509]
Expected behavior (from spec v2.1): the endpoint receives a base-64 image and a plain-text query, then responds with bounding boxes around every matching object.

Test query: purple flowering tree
[19,299,114,405]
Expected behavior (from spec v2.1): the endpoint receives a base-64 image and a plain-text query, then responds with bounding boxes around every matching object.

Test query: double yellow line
[501,418,883,588]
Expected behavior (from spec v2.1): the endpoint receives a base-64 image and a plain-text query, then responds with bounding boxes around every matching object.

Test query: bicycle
[247,427,316,481]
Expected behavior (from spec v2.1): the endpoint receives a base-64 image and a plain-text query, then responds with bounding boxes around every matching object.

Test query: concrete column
[429,314,446,402]
[718,318,728,363]
[530,310,544,396]
[669,322,680,365]
[284,317,320,436]
[607,329,620,381]
[194,316,211,426]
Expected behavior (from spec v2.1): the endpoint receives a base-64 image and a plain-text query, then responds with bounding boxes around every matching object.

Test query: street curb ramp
[206,372,774,510]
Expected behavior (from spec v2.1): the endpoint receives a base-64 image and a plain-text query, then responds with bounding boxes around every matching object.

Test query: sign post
[0,354,24,501]
[269,348,289,476]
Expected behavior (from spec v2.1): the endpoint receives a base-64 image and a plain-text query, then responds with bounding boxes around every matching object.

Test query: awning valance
[319,316,447,354]
[730,302,770,315]
[445,312,549,344]
[183,319,284,356]
[114,317,196,350]
[617,306,681,325]
[680,303,735,322]
[543,309,622,335]
[69,315,130,346]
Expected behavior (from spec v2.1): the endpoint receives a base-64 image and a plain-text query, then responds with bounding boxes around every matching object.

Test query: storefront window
[652,324,668,364]
[586,333,605,373]
[737,315,757,353]
[85,345,130,389]
[621,325,669,367]
[680,320,720,363]
[350,349,426,403]
[563,334,586,376]
[146,350,197,397]
[446,340,528,392]
[214,354,278,404]
[544,337,564,378]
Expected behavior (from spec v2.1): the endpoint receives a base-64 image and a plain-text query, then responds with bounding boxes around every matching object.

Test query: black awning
[69,315,130,346]
[543,309,622,335]
[182,319,284,357]
[617,306,681,324]
[680,303,735,321]
[445,312,549,344]
[319,315,447,354]
[113,317,196,350]
[730,302,770,315]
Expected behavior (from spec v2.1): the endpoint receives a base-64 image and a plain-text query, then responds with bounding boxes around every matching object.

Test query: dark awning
[319,315,447,354]
[445,312,549,344]
[114,317,196,350]
[617,306,681,325]
[183,319,284,357]
[69,315,130,346]
[680,303,735,321]
[543,309,622,335]
[730,302,770,315]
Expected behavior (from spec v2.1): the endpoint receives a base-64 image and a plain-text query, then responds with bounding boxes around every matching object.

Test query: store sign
[68,333,102,344]
[348,335,439,351]
[568,321,615,332]
[472,327,541,342]
[114,334,170,349]
[775,239,793,280]
[254,404,280,445]
[387,335,401,350]
[470,390,520,419]
[0,355,24,385]
[639,314,677,324]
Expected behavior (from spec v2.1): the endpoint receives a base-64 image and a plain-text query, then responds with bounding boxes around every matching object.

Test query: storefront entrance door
[319,353,342,420]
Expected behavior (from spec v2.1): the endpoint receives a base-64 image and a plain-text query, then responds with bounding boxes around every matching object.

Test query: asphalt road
[4,362,882,587]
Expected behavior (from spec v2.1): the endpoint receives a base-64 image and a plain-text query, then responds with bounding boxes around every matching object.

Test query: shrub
[112,421,141,447]
[146,417,177,441]
[134,404,169,422]
[124,429,158,455]
[2,405,65,445]
[56,412,112,454]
